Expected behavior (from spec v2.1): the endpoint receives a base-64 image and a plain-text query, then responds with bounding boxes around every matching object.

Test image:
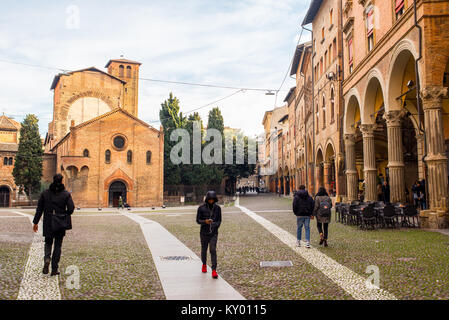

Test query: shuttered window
[396,0,405,13]
[348,38,353,64]
[367,9,374,36]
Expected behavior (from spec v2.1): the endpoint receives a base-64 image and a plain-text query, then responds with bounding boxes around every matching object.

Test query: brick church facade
[43,58,164,208]
[0,114,21,207]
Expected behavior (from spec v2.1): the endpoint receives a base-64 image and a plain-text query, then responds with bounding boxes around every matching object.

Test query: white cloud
[0,0,309,137]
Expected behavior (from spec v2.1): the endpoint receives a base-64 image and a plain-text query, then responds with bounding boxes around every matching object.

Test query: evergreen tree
[159,93,186,185]
[205,107,225,185]
[182,112,205,186]
[223,129,257,194]
[12,114,43,201]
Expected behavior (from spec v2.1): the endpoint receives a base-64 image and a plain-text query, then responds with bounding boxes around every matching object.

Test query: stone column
[315,164,322,193]
[308,163,313,192]
[284,176,287,195]
[323,161,332,193]
[345,134,358,202]
[384,110,406,203]
[421,86,449,210]
[360,124,377,202]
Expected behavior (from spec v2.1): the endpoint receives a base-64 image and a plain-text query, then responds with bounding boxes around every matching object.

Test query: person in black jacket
[33,174,75,276]
[382,181,390,204]
[292,185,314,248]
[196,191,222,279]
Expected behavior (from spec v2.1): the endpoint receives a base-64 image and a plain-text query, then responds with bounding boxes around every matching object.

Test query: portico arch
[316,147,324,193]
[361,75,388,202]
[284,166,290,195]
[324,140,336,196]
[386,48,423,203]
[344,93,363,202]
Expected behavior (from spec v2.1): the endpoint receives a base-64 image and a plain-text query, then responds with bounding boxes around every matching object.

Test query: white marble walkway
[13,211,61,300]
[124,212,245,300]
[235,198,397,300]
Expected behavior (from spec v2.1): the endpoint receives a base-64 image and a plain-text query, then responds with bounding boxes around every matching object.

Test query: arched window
[105,150,111,164]
[316,102,319,134]
[3,157,8,165]
[366,6,375,52]
[330,88,335,122]
[83,149,89,157]
[322,96,326,129]
[119,65,124,77]
[8,157,13,165]
[127,150,132,164]
[146,151,152,164]
[126,66,132,78]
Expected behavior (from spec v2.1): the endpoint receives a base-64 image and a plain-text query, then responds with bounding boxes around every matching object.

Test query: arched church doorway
[109,181,127,207]
[0,186,10,207]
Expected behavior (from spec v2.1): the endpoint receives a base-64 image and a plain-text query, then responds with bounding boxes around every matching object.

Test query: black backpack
[318,198,332,217]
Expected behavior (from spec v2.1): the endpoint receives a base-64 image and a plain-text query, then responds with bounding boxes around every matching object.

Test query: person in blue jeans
[292,185,315,248]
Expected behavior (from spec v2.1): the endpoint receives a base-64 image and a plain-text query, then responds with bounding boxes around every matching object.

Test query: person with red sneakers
[196,191,222,279]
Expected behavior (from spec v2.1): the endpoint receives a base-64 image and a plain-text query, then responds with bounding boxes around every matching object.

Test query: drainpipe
[339,0,345,200]
[303,25,314,192]
[413,0,429,207]
[300,51,307,189]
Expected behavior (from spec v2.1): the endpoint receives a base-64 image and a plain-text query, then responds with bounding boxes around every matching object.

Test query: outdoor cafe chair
[382,204,398,228]
[402,205,420,228]
[360,205,377,230]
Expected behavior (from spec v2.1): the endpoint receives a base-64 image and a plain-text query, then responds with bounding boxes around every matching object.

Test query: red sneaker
[212,270,218,279]
[202,265,207,273]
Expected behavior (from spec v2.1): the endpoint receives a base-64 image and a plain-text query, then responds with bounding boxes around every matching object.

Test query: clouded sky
[0,0,310,137]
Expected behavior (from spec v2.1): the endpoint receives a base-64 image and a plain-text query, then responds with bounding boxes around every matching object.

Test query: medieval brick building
[0,114,21,207]
[43,58,164,208]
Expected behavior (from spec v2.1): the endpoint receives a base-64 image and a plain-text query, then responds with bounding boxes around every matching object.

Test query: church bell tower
[105,57,141,117]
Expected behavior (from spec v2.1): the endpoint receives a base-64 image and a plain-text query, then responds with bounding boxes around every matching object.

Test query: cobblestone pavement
[6,196,447,300]
[0,213,33,300]
[58,215,165,300]
[236,197,397,300]
[13,212,61,300]
[124,213,245,300]
[239,194,449,299]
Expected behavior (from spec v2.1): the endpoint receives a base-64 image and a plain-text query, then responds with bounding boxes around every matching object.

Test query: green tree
[182,112,206,186]
[205,107,225,185]
[159,93,186,185]
[223,129,257,194]
[12,114,43,202]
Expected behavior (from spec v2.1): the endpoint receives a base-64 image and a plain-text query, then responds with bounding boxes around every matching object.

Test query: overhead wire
[274,28,304,108]
[0,58,284,92]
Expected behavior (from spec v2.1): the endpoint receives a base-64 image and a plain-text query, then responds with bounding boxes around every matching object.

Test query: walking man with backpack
[293,185,315,248]
[313,187,333,247]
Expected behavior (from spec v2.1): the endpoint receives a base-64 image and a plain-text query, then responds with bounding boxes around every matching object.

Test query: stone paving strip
[0,216,32,218]
[234,200,397,300]
[253,210,291,213]
[12,211,61,300]
[123,212,245,300]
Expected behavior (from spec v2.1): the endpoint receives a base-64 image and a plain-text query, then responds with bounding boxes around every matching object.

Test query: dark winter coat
[382,184,390,203]
[33,183,75,237]
[292,190,315,217]
[313,195,333,224]
[196,201,222,235]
